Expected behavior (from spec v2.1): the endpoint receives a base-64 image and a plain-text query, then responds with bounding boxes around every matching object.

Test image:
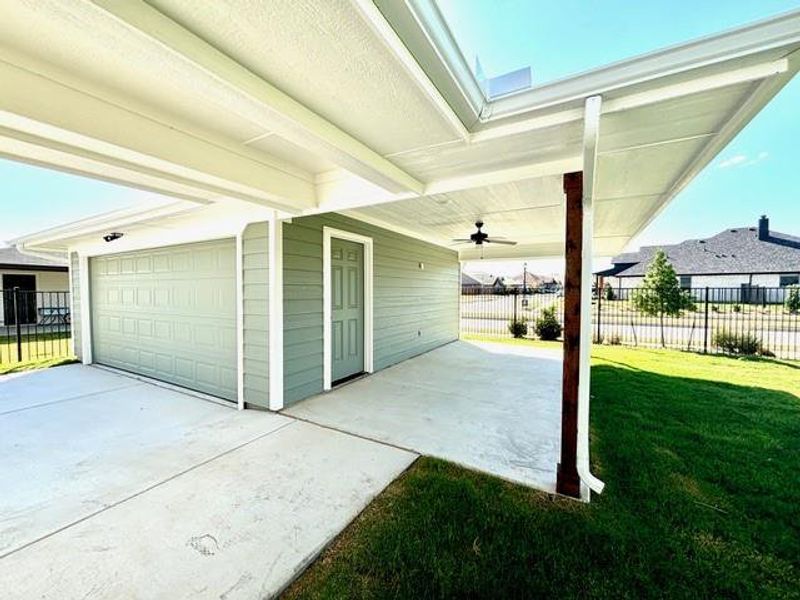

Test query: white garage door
[90,239,238,401]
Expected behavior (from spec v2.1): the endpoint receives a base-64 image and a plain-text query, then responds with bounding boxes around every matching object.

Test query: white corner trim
[68,254,76,357]
[268,215,285,410]
[235,230,245,410]
[322,226,374,391]
[78,254,92,364]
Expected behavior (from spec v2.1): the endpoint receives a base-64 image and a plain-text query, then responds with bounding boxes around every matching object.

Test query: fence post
[596,282,602,343]
[13,287,22,362]
[702,287,709,354]
[513,289,518,324]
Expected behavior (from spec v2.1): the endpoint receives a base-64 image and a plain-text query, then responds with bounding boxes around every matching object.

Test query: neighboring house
[597,216,800,302]
[461,272,505,293]
[507,273,562,293]
[508,272,543,291]
[460,272,483,293]
[8,6,799,500]
[0,246,69,327]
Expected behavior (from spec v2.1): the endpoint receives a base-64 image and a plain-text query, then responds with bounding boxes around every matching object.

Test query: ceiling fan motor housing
[471,221,488,245]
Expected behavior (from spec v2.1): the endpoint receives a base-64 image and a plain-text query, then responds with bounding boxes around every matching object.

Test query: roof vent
[730,229,737,233]
[698,240,706,243]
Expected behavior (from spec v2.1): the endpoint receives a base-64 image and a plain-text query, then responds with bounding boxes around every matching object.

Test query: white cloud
[717,151,768,169]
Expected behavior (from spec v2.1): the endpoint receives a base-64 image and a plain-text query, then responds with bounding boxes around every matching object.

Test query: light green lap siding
[70,252,81,360]
[242,222,270,409]
[283,213,459,405]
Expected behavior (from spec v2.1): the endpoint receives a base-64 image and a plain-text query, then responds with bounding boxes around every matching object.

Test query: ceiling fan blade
[449,240,473,246]
[485,239,517,245]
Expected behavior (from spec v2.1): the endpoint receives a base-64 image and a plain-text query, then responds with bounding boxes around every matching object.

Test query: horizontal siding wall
[283,213,459,405]
[242,222,270,409]
[70,252,82,360]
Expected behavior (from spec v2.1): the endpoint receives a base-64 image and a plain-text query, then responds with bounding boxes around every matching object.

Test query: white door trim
[322,226,374,391]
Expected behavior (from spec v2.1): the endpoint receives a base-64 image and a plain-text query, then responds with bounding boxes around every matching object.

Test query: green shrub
[535,307,562,341]
[712,330,762,356]
[508,318,528,338]
[732,304,741,313]
[603,282,616,301]
[785,285,800,314]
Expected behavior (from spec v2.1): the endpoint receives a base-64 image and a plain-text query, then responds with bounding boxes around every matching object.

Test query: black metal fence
[460,287,800,361]
[1,289,72,366]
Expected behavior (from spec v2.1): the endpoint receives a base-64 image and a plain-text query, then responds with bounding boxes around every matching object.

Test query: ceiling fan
[451,221,517,249]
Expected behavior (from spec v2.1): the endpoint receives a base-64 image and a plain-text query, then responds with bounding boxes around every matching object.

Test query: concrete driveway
[286,340,562,492]
[0,365,415,599]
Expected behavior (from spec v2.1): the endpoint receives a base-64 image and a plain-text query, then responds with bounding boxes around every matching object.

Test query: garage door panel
[91,239,237,401]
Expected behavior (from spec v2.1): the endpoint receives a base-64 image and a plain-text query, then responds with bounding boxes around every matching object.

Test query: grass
[285,342,800,599]
[0,356,76,375]
[0,332,72,367]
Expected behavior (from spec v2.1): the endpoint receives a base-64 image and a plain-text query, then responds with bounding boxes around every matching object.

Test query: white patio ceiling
[4,1,800,258]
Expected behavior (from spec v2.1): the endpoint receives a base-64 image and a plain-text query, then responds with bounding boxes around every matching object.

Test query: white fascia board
[91,0,423,195]
[10,201,200,248]
[32,203,272,257]
[379,3,800,129]
[486,9,800,121]
[473,58,788,142]
[622,47,800,250]
[0,60,315,212]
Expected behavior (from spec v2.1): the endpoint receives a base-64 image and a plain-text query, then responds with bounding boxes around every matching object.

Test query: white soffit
[146,0,465,156]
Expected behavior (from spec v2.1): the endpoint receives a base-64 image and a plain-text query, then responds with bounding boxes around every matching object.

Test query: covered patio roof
[5,2,800,259]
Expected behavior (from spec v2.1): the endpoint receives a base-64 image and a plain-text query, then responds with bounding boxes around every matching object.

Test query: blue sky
[2,1,799,279]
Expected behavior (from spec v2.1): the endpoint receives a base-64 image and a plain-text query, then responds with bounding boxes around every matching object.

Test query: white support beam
[91,0,424,195]
[314,157,581,214]
[268,214,285,411]
[577,95,605,498]
[0,59,316,212]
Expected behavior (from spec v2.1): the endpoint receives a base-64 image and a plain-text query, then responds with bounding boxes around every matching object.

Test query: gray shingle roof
[607,224,800,277]
[0,246,67,269]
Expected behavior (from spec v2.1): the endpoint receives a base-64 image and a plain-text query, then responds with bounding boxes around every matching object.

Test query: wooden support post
[557,171,583,498]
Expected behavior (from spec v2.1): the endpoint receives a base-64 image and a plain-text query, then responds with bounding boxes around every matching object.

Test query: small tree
[603,282,616,301]
[630,250,695,347]
[785,285,800,314]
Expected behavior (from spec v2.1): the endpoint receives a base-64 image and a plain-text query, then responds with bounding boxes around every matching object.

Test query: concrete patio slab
[0,366,415,598]
[285,340,562,492]
[0,363,139,414]
[0,420,414,599]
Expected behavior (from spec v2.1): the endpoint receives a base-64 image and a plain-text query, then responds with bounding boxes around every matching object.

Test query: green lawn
[0,356,76,375]
[0,333,70,368]
[286,343,800,599]
[0,333,74,373]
